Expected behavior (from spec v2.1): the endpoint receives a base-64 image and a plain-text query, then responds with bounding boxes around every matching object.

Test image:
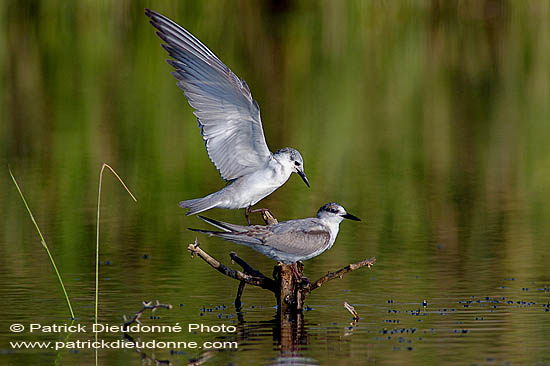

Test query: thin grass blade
[8,166,75,320]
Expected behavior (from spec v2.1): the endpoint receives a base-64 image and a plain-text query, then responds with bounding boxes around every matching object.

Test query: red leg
[244,206,252,225]
[290,262,301,281]
[289,262,309,285]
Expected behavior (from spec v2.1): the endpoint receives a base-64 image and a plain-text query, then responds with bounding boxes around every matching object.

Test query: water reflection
[238,312,315,366]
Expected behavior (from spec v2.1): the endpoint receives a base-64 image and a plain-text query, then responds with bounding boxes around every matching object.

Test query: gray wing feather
[247,219,331,257]
[205,227,330,258]
[146,9,272,180]
[262,229,331,257]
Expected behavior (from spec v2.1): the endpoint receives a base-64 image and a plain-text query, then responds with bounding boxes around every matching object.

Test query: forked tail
[179,196,220,215]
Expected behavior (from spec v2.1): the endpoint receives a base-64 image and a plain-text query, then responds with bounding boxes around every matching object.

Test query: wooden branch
[230,251,270,307]
[234,281,246,308]
[344,301,360,320]
[122,301,173,365]
[123,300,172,328]
[304,257,376,293]
[188,238,276,292]
[188,351,215,366]
[188,216,376,313]
[230,252,267,278]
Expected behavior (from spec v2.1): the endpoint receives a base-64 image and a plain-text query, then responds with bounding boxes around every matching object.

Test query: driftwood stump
[187,211,376,313]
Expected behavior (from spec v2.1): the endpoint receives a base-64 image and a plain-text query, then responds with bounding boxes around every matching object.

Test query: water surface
[1,1,550,365]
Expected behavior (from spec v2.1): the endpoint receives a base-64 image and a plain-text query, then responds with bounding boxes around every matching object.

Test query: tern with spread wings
[189,203,360,264]
[146,9,310,223]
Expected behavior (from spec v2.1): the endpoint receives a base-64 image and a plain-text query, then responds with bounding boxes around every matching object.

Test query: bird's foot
[245,207,275,225]
[290,262,307,284]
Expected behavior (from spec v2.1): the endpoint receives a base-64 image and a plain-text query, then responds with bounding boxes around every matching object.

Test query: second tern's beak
[342,213,361,221]
[297,169,310,188]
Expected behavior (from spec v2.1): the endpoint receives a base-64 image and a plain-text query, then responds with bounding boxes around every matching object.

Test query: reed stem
[95,163,137,326]
[9,166,75,319]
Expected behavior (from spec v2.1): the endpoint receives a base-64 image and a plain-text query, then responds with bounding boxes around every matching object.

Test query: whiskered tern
[146,9,310,223]
[189,203,360,264]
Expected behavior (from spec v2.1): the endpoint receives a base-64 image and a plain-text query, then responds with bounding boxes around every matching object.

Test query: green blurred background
[1,1,550,365]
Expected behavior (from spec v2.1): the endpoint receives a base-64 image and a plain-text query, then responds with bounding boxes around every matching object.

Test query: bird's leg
[290,262,309,286]
[245,206,252,225]
[290,262,302,282]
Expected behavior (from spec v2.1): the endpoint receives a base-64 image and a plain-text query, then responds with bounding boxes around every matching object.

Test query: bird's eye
[294,161,300,166]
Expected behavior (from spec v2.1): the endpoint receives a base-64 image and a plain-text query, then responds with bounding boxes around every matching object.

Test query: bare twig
[304,257,376,292]
[188,238,276,292]
[344,301,360,320]
[123,300,173,328]
[231,212,276,306]
[188,233,375,311]
[230,252,266,278]
[122,301,172,365]
[234,281,246,308]
[188,351,215,366]
[230,251,269,307]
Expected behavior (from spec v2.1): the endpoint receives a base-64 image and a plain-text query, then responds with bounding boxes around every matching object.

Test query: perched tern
[146,9,310,223]
[189,203,360,264]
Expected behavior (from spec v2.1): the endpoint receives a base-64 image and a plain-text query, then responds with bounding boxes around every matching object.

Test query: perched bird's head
[316,202,361,223]
[274,147,310,187]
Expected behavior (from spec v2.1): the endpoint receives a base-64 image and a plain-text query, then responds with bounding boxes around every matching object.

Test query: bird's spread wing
[146,9,272,180]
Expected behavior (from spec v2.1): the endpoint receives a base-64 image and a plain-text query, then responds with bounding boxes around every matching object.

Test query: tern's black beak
[297,169,310,188]
[342,213,361,221]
